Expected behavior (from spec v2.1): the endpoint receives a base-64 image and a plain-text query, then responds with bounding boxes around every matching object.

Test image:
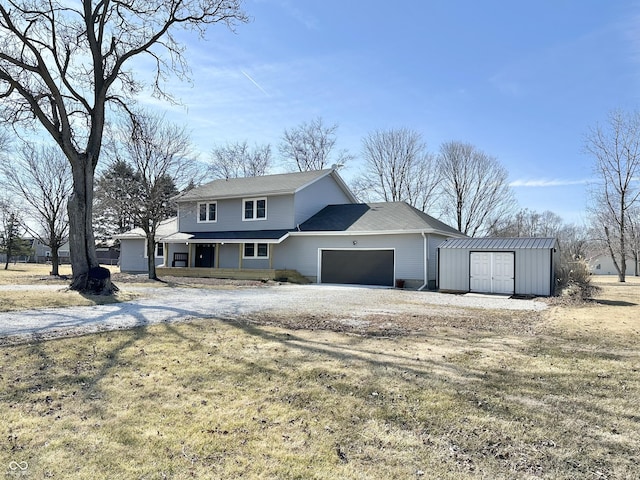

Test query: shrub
[556,255,598,300]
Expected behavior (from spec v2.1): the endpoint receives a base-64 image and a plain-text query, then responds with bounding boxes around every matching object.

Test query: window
[243,198,266,221]
[243,243,269,258]
[198,202,217,223]
[144,242,164,258]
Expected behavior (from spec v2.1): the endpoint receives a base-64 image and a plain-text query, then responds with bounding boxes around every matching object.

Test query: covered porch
[157,229,306,282]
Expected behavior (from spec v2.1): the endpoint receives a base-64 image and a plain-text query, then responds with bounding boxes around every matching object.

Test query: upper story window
[243,198,267,221]
[198,201,217,223]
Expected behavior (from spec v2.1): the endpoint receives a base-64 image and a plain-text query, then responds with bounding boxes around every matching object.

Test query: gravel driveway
[0,283,546,344]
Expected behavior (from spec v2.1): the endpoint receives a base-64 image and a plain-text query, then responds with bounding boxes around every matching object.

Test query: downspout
[418,232,429,291]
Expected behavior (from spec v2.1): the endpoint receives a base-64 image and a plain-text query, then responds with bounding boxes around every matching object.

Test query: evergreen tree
[93,160,143,244]
[1,210,33,269]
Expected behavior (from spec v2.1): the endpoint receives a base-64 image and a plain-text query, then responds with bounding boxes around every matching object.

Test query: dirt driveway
[0,282,546,344]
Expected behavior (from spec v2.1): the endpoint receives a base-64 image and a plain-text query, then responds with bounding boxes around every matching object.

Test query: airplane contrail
[241,70,270,97]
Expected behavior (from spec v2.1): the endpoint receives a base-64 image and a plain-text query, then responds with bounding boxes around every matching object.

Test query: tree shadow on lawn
[592,299,637,307]
[2,308,639,478]
[209,317,640,477]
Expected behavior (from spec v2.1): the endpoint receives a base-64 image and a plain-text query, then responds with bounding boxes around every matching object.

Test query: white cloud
[509,178,591,188]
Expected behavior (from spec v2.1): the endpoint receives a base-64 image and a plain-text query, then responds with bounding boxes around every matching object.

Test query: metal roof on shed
[438,237,557,250]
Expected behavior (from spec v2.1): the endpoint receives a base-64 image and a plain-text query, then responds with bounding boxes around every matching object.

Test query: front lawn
[1,277,638,479]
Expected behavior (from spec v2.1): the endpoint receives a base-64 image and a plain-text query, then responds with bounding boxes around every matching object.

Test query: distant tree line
[2,105,637,286]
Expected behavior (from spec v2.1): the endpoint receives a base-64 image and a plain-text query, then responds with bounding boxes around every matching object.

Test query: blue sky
[142,0,640,225]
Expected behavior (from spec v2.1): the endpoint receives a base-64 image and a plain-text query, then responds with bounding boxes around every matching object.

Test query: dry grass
[1,275,639,478]
[0,263,75,285]
[0,265,140,311]
[0,289,141,312]
[0,265,270,312]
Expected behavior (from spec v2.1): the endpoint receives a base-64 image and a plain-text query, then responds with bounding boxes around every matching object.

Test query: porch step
[156,267,309,284]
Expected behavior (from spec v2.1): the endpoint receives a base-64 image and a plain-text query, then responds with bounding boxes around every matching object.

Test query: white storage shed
[437,237,559,297]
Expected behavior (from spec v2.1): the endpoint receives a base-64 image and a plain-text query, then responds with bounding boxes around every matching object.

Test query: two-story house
[118,168,465,288]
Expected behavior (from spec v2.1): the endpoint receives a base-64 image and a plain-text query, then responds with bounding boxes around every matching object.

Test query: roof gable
[298,202,464,236]
[116,217,178,240]
[175,168,356,202]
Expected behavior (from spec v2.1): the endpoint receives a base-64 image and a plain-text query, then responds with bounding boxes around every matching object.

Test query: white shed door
[470,252,492,293]
[470,252,514,295]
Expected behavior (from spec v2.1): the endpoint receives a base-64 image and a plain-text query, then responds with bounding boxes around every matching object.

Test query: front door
[195,244,215,268]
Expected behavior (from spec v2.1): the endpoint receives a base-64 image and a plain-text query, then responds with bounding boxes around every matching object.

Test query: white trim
[419,232,429,291]
[242,197,267,221]
[144,240,164,258]
[197,201,217,223]
[289,229,464,238]
[242,242,270,259]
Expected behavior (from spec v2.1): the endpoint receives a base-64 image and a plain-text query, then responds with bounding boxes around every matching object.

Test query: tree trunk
[67,157,115,294]
[146,232,158,281]
[4,238,11,270]
[50,243,61,277]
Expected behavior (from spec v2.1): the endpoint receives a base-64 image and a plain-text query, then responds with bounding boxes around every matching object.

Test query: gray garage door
[321,250,394,286]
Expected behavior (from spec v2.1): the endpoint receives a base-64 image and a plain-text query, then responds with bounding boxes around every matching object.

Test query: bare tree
[356,128,440,213]
[585,110,640,282]
[1,145,72,276]
[626,207,640,276]
[209,141,272,179]
[438,141,516,237]
[491,208,564,238]
[0,0,247,292]
[279,117,353,172]
[558,223,591,261]
[116,111,195,280]
[491,207,591,275]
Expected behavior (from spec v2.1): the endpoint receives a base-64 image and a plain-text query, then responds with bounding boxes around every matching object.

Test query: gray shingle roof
[115,217,178,240]
[185,230,291,242]
[176,169,353,202]
[439,237,558,249]
[298,202,464,236]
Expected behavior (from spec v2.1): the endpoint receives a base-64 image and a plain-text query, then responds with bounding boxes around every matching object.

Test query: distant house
[16,238,71,264]
[118,168,465,288]
[588,253,637,276]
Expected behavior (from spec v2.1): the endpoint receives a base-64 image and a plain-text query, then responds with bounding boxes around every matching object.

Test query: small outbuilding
[437,237,559,297]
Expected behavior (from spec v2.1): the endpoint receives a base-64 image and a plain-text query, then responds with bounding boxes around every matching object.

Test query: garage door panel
[321,250,394,286]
